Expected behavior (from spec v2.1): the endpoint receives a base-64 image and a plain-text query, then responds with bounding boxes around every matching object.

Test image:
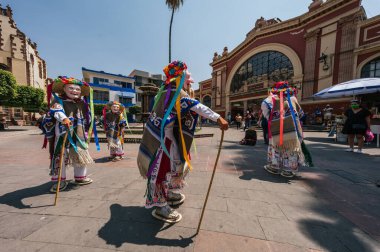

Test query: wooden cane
[196,130,224,235]
[54,131,69,206]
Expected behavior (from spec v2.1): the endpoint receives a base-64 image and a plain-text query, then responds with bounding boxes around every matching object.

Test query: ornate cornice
[338,11,365,26]
[304,28,321,40]
[211,0,359,67]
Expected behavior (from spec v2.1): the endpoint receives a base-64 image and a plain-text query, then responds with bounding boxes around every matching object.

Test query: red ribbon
[279,91,284,146]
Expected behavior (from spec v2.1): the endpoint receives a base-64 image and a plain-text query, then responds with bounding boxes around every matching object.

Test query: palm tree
[165,0,184,63]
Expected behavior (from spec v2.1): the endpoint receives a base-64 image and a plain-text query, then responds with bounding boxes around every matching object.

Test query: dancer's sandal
[280,170,295,178]
[108,156,120,161]
[152,205,182,223]
[74,178,93,185]
[49,181,69,193]
[264,165,280,175]
[167,192,185,206]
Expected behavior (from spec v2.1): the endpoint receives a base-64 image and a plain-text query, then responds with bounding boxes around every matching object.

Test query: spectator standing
[323,104,333,128]
[260,99,271,144]
[342,99,371,153]
[243,111,251,131]
[235,113,242,130]
[227,112,232,124]
[314,107,322,124]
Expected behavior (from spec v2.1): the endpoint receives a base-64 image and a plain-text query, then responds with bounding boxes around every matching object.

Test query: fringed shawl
[48,100,94,175]
[137,87,199,178]
[269,95,303,152]
[105,111,125,148]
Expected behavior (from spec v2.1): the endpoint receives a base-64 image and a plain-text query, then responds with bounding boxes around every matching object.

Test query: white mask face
[183,81,189,90]
[111,104,120,113]
[63,84,81,99]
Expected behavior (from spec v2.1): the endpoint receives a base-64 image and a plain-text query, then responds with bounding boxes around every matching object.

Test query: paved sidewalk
[0,126,41,139]
[0,127,379,251]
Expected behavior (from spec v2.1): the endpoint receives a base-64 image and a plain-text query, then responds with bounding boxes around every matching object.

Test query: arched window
[30,54,34,65]
[230,51,294,93]
[38,62,43,78]
[0,64,9,71]
[203,95,211,108]
[361,57,380,78]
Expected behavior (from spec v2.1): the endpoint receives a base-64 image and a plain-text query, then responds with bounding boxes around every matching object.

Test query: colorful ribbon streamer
[160,72,186,160]
[123,108,132,134]
[279,91,284,146]
[286,91,302,139]
[152,85,165,111]
[87,88,94,144]
[175,91,192,171]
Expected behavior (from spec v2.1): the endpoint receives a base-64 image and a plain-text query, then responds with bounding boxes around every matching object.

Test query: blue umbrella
[314,78,380,99]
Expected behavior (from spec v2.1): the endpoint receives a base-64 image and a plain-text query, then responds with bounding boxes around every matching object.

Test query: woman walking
[342,99,371,153]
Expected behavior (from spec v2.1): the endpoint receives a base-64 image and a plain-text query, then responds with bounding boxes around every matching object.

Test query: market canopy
[313,78,380,99]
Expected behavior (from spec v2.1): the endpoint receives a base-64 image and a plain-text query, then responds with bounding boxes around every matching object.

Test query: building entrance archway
[225,43,303,113]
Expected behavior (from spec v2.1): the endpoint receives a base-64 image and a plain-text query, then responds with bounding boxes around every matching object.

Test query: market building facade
[0,5,47,125]
[196,0,380,120]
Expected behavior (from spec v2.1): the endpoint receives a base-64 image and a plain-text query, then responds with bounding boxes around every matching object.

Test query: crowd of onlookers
[227,110,261,131]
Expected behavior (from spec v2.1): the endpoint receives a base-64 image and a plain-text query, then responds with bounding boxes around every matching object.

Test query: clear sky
[2,0,380,89]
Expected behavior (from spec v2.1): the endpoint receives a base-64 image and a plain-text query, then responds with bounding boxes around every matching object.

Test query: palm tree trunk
[169,7,174,63]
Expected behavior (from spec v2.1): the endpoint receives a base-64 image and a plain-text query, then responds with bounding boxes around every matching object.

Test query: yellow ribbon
[175,78,192,171]
[118,113,124,145]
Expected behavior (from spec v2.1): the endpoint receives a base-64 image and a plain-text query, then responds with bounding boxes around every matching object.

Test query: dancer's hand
[62,118,72,128]
[217,117,229,131]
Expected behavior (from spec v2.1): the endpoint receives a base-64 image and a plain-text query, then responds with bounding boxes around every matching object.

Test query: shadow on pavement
[222,141,294,184]
[0,182,52,209]
[93,157,111,163]
[306,141,380,159]
[298,203,376,252]
[0,129,29,132]
[0,182,79,209]
[305,136,379,149]
[98,204,194,248]
[304,136,339,144]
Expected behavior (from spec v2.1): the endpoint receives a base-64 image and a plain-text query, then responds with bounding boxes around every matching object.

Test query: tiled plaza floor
[0,126,379,251]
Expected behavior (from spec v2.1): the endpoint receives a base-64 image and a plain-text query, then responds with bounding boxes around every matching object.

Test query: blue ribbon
[93,118,100,151]
[51,93,79,153]
[160,72,186,159]
[287,91,302,139]
[52,93,63,106]
[67,127,78,153]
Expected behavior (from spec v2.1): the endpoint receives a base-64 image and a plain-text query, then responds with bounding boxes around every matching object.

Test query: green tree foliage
[94,104,104,116]
[0,69,17,104]
[7,85,45,110]
[128,105,141,115]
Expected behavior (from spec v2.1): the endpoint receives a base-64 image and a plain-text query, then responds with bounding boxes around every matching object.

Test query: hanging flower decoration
[270,81,297,95]
[54,76,89,87]
[163,60,187,84]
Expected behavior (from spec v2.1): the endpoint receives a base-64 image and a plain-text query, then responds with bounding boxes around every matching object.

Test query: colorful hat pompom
[270,81,297,95]
[52,76,91,96]
[163,60,188,84]
[54,76,89,87]
[105,101,125,111]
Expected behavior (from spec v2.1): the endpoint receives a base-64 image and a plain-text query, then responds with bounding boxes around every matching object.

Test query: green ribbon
[123,109,132,134]
[152,85,165,111]
[87,88,94,145]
